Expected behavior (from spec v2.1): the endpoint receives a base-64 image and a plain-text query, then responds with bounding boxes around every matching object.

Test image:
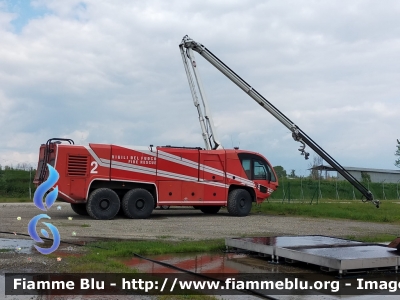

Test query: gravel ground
[1,202,399,242]
[1,202,400,299]
[1,202,400,272]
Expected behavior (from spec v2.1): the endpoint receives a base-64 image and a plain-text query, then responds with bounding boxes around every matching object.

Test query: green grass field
[255,199,400,223]
[0,197,32,202]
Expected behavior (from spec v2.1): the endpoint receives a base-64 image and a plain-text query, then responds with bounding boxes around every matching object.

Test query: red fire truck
[34,36,379,220]
[34,141,277,220]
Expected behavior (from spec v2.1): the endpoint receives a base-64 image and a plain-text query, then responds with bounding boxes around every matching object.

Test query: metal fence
[1,165,399,201]
[269,176,400,202]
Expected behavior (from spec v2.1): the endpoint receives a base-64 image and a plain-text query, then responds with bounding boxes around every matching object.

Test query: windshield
[238,153,276,182]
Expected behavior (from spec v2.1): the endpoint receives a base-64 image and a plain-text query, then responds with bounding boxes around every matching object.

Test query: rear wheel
[70,203,89,216]
[122,188,154,219]
[200,206,221,214]
[227,189,252,217]
[86,188,120,220]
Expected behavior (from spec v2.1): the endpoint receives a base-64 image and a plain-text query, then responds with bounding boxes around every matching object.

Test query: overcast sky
[0,0,399,176]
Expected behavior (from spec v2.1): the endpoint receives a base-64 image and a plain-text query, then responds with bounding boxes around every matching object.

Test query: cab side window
[241,159,252,179]
[238,153,276,182]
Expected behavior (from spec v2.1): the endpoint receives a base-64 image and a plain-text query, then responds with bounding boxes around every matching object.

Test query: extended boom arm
[180,39,223,150]
[180,35,379,207]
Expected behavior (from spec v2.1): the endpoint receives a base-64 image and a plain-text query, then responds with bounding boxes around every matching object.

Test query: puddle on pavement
[120,252,315,274]
[0,238,85,256]
[0,238,35,254]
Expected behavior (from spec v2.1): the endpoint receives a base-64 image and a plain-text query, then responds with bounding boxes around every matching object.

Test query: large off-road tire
[86,188,120,220]
[122,188,154,219]
[200,206,221,214]
[227,189,252,217]
[70,203,89,216]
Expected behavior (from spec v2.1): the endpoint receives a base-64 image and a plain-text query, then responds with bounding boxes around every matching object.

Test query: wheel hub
[99,199,110,210]
[136,199,145,210]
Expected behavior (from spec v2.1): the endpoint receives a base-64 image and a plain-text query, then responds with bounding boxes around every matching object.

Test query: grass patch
[256,200,400,223]
[345,234,398,243]
[65,239,224,273]
[81,224,91,228]
[90,239,225,257]
[0,248,12,252]
[0,197,32,203]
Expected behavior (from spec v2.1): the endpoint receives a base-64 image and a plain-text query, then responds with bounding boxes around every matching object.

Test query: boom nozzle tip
[373,199,380,208]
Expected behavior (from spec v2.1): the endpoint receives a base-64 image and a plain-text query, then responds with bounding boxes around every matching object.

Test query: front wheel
[122,188,154,219]
[227,189,252,217]
[86,188,120,220]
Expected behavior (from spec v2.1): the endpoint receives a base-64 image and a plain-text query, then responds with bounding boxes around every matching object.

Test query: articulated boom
[179,39,222,150]
[181,35,379,208]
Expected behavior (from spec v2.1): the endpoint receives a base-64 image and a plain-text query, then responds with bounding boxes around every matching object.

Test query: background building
[311,165,400,183]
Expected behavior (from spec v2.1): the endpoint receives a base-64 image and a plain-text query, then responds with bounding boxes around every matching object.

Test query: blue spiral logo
[28,214,60,254]
[28,164,61,255]
[33,164,59,211]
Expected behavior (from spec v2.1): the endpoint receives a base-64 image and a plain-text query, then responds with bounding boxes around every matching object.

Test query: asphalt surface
[1,202,400,242]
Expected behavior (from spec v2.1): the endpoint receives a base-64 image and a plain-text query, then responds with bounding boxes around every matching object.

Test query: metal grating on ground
[225,235,400,275]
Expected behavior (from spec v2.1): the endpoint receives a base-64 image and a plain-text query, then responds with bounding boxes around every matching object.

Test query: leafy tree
[361,171,371,183]
[289,169,297,178]
[396,139,400,168]
[273,166,287,178]
[309,155,323,179]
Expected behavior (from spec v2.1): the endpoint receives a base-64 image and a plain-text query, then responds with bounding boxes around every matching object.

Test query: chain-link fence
[1,164,399,201]
[269,176,400,202]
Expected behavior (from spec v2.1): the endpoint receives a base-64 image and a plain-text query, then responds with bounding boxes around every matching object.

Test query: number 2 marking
[90,161,98,174]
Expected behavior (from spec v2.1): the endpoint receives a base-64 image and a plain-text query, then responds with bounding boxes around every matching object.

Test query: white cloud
[61,129,89,144]
[0,0,399,175]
